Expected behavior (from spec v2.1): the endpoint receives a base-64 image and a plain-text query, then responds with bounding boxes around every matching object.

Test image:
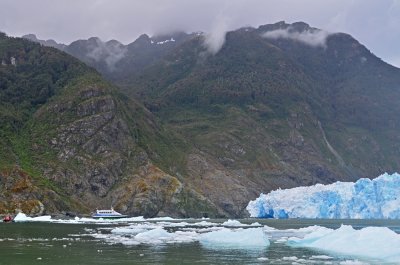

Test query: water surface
[1,219,399,265]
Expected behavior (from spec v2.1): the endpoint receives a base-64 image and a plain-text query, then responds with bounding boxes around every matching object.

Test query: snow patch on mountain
[154,38,175,45]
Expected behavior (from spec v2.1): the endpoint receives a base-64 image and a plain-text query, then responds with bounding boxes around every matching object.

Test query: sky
[0,0,399,67]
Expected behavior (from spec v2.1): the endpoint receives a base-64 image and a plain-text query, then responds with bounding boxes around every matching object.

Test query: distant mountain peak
[258,21,317,34]
[106,39,123,46]
[136,34,151,43]
[22,33,66,50]
[22,33,39,41]
[290,21,311,31]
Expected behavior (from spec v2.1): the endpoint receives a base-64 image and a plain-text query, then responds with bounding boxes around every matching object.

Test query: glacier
[247,172,400,219]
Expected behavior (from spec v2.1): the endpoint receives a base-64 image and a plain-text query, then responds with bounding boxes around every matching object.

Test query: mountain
[12,21,400,218]
[112,21,400,216]
[22,34,67,50]
[0,33,220,217]
[128,22,400,171]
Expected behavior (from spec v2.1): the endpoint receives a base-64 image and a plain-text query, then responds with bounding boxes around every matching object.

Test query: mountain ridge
[3,21,400,218]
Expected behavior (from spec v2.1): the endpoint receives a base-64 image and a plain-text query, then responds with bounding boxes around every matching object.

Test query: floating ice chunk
[102,227,199,245]
[247,173,400,219]
[275,237,288,243]
[282,256,298,261]
[134,227,172,244]
[156,221,190,227]
[13,213,52,222]
[12,212,34,221]
[148,216,176,221]
[134,228,198,244]
[222,219,243,226]
[339,260,369,265]
[221,220,262,227]
[110,223,159,236]
[199,228,269,248]
[310,255,333,260]
[265,225,331,243]
[192,221,217,226]
[288,225,400,263]
[30,215,52,221]
[193,226,224,233]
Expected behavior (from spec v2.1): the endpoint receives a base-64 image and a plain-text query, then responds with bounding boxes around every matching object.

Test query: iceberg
[13,212,52,222]
[247,173,400,219]
[288,225,400,263]
[199,228,270,248]
[221,219,262,227]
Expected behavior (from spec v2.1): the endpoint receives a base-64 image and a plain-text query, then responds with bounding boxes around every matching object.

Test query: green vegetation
[0,34,103,213]
[120,23,400,188]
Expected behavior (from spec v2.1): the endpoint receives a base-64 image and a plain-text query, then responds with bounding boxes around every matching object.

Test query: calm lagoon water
[1,219,399,265]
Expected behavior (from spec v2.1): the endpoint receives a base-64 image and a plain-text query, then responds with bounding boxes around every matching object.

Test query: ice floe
[90,224,270,248]
[199,228,270,248]
[339,260,369,265]
[221,219,261,227]
[13,213,52,222]
[288,224,400,263]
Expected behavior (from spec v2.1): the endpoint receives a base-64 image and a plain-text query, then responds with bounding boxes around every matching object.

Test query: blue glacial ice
[247,172,400,219]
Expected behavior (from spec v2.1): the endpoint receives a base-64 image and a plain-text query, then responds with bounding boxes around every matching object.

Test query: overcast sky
[0,0,399,67]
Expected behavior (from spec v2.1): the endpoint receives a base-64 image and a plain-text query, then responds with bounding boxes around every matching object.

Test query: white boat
[92,208,128,219]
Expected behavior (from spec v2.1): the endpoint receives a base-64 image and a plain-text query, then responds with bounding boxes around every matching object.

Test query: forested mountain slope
[12,21,400,217]
[0,33,219,217]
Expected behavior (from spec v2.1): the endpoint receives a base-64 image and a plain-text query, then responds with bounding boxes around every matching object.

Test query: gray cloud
[262,28,331,48]
[203,15,230,54]
[0,0,399,67]
[86,38,127,71]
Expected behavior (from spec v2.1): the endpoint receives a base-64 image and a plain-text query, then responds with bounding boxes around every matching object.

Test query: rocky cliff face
[31,79,219,217]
